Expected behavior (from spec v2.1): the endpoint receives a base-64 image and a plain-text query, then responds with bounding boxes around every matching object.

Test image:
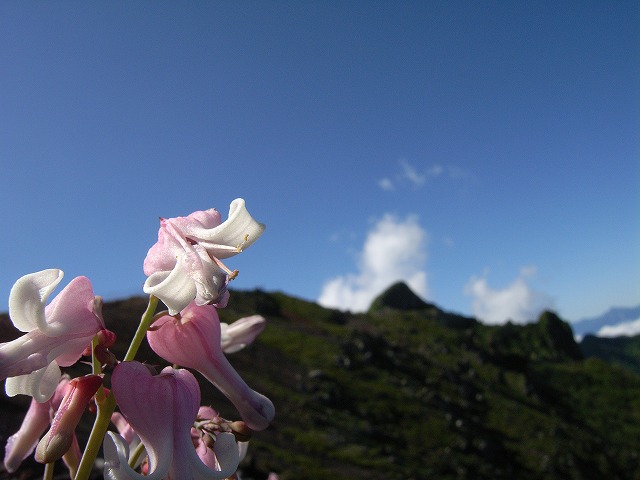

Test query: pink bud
[96,329,117,348]
[35,375,102,464]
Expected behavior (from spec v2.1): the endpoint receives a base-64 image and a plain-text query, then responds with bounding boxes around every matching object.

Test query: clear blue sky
[0,2,638,324]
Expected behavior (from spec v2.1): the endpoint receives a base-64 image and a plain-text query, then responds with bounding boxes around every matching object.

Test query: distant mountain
[571,305,640,337]
[2,285,640,479]
[367,281,433,312]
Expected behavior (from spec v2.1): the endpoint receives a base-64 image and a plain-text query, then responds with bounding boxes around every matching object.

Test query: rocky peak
[368,281,432,313]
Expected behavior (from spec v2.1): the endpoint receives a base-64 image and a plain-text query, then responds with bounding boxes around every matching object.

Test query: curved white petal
[5,362,61,402]
[8,270,63,333]
[103,432,168,480]
[185,432,240,480]
[143,247,228,316]
[0,333,50,380]
[143,265,197,316]
[190,199,265,259]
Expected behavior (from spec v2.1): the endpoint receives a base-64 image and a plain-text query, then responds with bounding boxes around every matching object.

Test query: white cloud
[427,164,444,176]
[378,177,395,191]
[318,214,429,312]
[399,159,427,187]
[597,318,640,337]
[465,267,554,325]
[377,159,449,191]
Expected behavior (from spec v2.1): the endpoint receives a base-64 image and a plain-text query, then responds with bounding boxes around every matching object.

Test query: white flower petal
[5,362,61,402]
[8,270,64,333]
[143,265,197,316]
[186,432,239,480]
[191,199,265,259]
[104,432,168,480]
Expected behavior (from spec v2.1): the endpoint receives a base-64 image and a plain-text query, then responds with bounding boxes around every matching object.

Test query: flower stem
[124,295,159,362]
[74,295,159,480]
[128,440,147,468]
[74,391,116,480]
[92,335,106,404]
[43,462,54,480]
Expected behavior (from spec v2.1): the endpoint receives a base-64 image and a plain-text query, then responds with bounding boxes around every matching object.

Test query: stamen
[236,234,250,253]
[212,256,239,280]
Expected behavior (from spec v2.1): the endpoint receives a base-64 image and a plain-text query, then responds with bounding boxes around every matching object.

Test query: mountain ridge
[571,304,640,337]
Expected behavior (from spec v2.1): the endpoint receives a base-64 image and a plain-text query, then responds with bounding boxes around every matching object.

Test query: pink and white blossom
[0,270,104,402]
[147,303,275,431]
[104,361,239,480]
[143,199,265,315]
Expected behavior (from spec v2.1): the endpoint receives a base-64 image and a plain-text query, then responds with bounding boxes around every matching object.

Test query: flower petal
[108,362,238,480]
[3,398,51,472]
[8,270,63,333]
[147,304,275,431]
[143,244,228,316]
[5,362,61,402]
[175,432,239,480]
[0,280,102,395]
[170,208,222,234]
[43,276,104,337]
[111,362,175,476]
[220,315,266,354]
[103,432,154,480]
[143,268,197,316]
[187,199,265,259]
[143,219,183,276]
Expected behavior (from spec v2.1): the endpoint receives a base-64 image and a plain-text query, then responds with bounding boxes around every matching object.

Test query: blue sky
[0,2,638,324]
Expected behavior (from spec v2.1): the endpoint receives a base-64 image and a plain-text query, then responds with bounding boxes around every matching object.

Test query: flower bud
[229,421,252,442]
[35,375,102,464]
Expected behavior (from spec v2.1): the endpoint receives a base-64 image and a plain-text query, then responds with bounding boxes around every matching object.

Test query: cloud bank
[465,267,554,325]
[318,214,429,312]
[597,318,640,337]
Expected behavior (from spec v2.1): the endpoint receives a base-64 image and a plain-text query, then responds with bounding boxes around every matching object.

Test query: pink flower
[220,315,266,354]
[147,303,275,431]
[143,199,265,315]
[3,376,70,473]
[0,270,104,401]
[104,361,239,480]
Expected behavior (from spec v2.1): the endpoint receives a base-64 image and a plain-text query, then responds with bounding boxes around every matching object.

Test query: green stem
[124,295,159,362]
[90,336,107,404]
[74,392,116,480]
[43,462,54,480]
[74,295,159,480]
[128,440,147,468]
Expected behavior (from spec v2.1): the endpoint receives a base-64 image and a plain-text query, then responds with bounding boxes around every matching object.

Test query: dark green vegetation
[1,283,640,479]
[580,334,640,375]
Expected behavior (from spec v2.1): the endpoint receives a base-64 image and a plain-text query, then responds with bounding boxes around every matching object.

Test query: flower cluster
[0,199,277,480]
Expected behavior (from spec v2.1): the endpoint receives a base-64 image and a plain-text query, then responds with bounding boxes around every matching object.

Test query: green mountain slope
[580,334,640,375]
[1,283,640,480]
